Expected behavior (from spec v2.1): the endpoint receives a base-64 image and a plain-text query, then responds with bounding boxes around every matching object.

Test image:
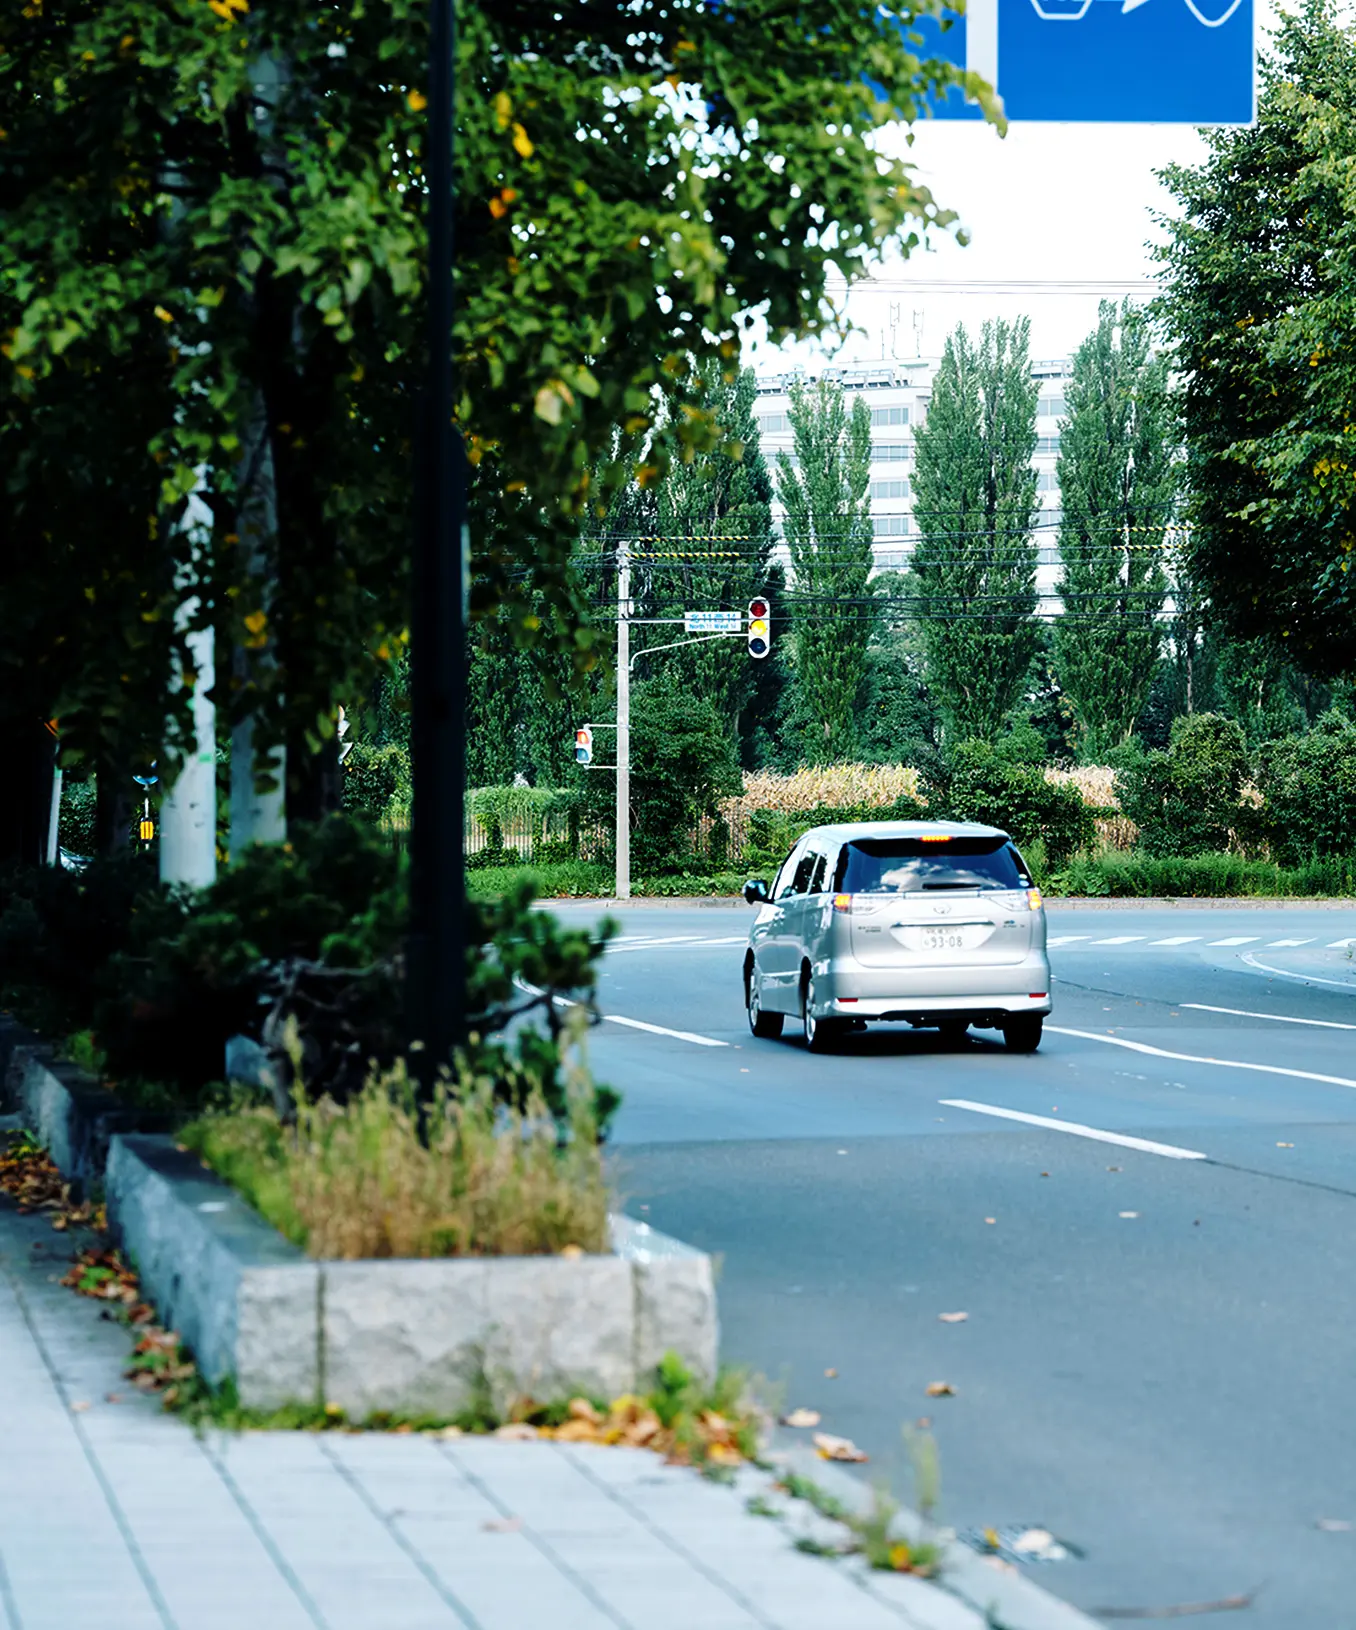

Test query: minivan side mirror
[742,878,771,905]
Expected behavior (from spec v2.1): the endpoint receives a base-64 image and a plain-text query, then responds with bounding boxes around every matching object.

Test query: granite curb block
[771,1442,1103,1630]
[0,1017,170,1193]
[105,1132,719,1415]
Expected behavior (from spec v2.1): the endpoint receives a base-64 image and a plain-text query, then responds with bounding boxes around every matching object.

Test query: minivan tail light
[1028,888,1043,911]
[832,893,853,913]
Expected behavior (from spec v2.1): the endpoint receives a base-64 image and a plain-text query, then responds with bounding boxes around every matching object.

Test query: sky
[751,0,1285,370]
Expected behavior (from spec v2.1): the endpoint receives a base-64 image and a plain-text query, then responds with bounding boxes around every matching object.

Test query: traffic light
[574,726,594,765]
[747,596,771,660]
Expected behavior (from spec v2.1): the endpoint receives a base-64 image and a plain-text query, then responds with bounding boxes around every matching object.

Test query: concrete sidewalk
[0,1192,1087,1630]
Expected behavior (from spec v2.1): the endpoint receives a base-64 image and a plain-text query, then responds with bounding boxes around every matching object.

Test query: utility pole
[615,541,631,901]
[407,0,467,1078]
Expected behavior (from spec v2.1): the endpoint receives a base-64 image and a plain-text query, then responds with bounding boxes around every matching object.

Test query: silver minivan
[741,821,1051,1053]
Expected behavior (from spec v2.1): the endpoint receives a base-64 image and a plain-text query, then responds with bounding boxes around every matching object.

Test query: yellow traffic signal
[747,596,771,659]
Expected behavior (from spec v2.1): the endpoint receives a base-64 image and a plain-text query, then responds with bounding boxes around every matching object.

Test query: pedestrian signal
[747,597,771,660]
[574,727,594,765]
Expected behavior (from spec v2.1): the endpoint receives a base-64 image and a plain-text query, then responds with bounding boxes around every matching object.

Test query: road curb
[770,1442,1102,1630]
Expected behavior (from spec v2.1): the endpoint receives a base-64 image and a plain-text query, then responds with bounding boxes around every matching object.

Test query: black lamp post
[407,0,466,1082]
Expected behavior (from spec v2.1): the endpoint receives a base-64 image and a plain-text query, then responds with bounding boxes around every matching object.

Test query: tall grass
[1050,849,1356,898]
[181,1054,611,1260]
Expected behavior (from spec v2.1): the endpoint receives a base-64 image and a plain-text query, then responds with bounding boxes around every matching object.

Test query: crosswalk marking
[1046,935,1089,946]
[1328,938,1356,949]
[1094,935,1145,945]
[1209,937,1260,946]
[1151,936,1201,945]
[1266,938,1314,947]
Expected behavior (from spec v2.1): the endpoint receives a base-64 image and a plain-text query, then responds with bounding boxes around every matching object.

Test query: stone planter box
[1,1022,169,1193]
[106,1133,718,1415]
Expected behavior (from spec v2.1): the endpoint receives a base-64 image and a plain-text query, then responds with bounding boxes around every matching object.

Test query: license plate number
[921,927,970,951]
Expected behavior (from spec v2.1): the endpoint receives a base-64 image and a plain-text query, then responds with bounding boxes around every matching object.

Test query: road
[547,899,1356,1626]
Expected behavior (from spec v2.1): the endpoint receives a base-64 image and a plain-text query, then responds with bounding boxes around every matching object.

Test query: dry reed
[182,1051,611,1261]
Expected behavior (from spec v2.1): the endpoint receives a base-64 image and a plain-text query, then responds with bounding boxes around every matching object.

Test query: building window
[874,550,908,568]
[870,405,910,427]
[1037,435,1060,455]
[870,479,910,500]
[758,412,788,433]
[1038,396,1066,419]
[1036,470,1059,492]
[873,441,910,462]
[872,515,910,537]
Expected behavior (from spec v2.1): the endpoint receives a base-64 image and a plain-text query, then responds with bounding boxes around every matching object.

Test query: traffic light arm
[627,631,744,670]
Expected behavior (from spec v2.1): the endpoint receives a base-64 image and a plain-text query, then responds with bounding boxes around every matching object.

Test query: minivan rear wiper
[920,880,978,890]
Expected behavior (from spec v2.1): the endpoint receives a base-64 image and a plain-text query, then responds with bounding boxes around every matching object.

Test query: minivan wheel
[803,975,843,1054]
[1003,1015,1043,1053]
[747,966,784,1039]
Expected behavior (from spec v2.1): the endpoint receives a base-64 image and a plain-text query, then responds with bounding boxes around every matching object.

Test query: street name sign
[684,611,744,633]
[910,0,1254,124]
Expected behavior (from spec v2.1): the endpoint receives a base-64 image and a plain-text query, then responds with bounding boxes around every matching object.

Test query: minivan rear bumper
[820,949,1052,1020]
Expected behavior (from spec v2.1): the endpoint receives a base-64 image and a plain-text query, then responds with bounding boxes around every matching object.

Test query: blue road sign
[909,0,1253,124]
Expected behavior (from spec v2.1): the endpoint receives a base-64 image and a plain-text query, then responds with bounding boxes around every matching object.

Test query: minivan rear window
[836,836,1030,894]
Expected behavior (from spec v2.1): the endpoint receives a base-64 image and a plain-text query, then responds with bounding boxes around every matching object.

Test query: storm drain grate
[959,1524,1084,1565]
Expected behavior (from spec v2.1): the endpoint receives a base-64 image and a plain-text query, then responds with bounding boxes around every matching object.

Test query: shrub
[1255,712,1356,863]
[180,1047,610,1260]
[1048,849,1356,898]
[57,777,98,856]
[341,740,410,821]
[1116,713,1250,858]
[922,740,1094,865]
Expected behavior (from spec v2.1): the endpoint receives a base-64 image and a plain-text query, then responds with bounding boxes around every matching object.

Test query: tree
[1053,302,1174,755]
[2,0,990,826]
[1157,0,1356,679]
[636,366,779,763]
[911,319,1040,741]
[858,572,942,764]
[777,379,875,763]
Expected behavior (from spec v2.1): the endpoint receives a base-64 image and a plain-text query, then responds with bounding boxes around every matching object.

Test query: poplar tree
[912,319,1040,742]
[777,379,874,763]
[1053,302,1174,754]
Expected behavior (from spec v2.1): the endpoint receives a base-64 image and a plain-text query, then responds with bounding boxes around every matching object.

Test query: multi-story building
[754,353,1073,606]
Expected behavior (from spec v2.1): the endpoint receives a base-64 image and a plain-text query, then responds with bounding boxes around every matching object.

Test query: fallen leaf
[494,1422,538,1441]
[1040,1171,1050,1178]
[559,1244,584,1259]
[981,1527,1002,1550]
[435,1425,464,1440]
[70,1400,91,1412]
[984,1217,996,1224]
[482,1515,523,1533]
[781,1407,821,1428]
[1011,1528,1068,1561]
[938,1311,968,1324]
[567,1396,604,1426]
[1316,1517,1353,1532]
[1276,1142,1294,1149]
[1107,1165,1121,1172]
[1119,1211,1140,1219]
[925,1381,956,1397]
[105,1393,123,1404]
[813,1432,868,1463]
[823,1367,838,1378]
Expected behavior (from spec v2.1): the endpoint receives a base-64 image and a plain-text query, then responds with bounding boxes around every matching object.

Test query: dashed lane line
[939,1099,1208,1161]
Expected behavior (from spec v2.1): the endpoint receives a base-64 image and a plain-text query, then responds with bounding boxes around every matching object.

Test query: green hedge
[1049,849,1356,898]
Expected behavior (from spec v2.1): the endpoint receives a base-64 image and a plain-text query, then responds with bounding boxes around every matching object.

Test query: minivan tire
[803,974,843,1054]
[1003,1015,1043,1053]
[747,967,784,1039]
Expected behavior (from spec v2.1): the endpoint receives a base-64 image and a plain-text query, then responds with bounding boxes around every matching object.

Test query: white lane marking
[601,1013,729,1047]
[1094,935,1145,945]
[939,1099,1207,1161]
[1266,938,1315,947]
[1047,935,1090,946]
[1209,936,1260,946]
[1241,952,1356,990]
[605,935,745,955]
[1047,1025,1356,1091]
[1180,1003,1356,1032]
[1152,936,1202,946]
[606,935,706,950]
[1328,938,1356,949]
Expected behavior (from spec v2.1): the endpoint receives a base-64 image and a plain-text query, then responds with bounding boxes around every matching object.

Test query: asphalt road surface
[547,900,1356,1627]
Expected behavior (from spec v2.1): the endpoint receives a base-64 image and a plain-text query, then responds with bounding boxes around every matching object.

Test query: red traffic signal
[747,596,771,660]
[574,726,594,765]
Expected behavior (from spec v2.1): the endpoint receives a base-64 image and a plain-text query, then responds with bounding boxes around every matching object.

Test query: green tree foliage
[636,366,779,760]
[857,572,942,764]
[1053,303,1174,754]
[921,736,1093,866]
[2,0,989,789]
[1255,711,1356,862]
[1157,1,1356,678]
[1116,712,1250,857]
[777,379,875,763]
[911,319,1040,741]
